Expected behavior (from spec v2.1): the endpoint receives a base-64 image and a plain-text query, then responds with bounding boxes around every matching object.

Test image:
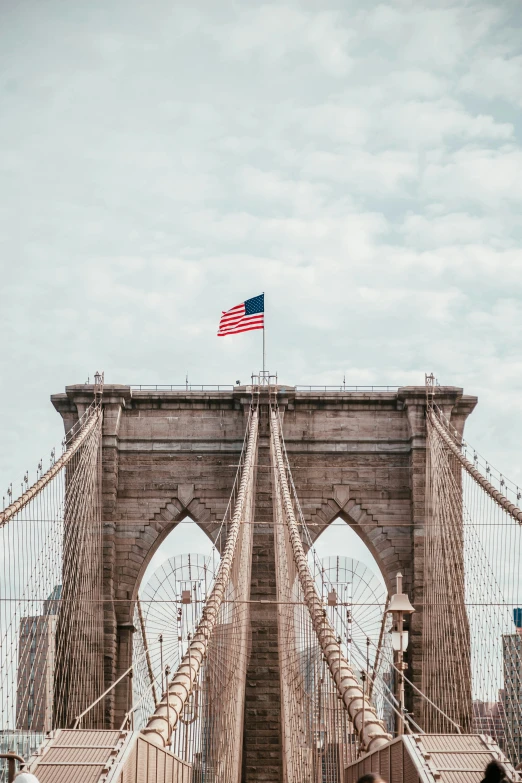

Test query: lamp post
[386,572,415,736]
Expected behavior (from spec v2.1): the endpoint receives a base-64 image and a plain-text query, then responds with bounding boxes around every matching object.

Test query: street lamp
[386,572,415,736]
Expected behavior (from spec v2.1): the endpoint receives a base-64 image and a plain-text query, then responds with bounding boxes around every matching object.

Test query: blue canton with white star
[245,294,264,315]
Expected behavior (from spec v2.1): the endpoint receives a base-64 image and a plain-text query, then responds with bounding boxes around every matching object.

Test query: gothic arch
[303,493,408,596]
[128,496,223,611]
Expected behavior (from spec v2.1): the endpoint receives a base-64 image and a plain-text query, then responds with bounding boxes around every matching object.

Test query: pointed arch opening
[310,517,387,593]
[307,516,395,735]
[132,517,219,729]
[140,516,216,590]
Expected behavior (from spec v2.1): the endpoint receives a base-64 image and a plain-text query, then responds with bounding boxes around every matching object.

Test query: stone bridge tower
[52,382,476,779]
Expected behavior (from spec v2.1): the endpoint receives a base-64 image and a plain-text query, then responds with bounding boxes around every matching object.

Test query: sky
[1,0,522,496]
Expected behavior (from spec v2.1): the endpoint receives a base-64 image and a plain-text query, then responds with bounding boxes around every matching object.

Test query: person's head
[356,775,385,783]
[483,760,506,783]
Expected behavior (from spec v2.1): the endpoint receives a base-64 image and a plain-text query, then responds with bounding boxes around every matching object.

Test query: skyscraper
[502,609,522,765]
[16,586,61,732]
[472,694,506,751]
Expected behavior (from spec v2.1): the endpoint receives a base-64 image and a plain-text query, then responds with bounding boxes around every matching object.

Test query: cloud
[1,0,522,498]
[422,146,522,206]
[210,5,353,76]
[237,165,330,214]
[378,99,513,147]
[399,212,508,248]
[358,284,467,323]
[301,149,418,193]
[358,3,502,71]
[460,55,522,107]
[295,104,369,146]
[275,94,513,160]
[384,69,448,99]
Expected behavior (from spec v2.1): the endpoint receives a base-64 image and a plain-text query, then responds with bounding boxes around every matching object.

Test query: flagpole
[262,292,265,376]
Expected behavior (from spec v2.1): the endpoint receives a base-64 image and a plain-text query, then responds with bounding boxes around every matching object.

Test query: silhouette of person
[356,775,386,783]
[480,760,506,783]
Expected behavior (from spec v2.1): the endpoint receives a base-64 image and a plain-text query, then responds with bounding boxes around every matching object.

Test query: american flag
[217,294,264,337]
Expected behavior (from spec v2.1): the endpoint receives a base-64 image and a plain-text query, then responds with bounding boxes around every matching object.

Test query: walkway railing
[130,384,401,392]
[131,384,236,391]
[295,385,400,391]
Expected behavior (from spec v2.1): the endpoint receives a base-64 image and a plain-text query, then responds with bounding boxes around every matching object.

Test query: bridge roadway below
[26,729,519,782]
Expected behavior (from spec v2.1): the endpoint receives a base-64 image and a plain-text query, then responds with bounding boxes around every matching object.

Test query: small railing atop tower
[128,381,402,392]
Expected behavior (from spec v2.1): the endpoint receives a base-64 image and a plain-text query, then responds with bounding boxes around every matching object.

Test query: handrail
[73,662,134,728]
[0,752,26,783]
[129,384,401,392]
[295,385,400,391]
[130,384,235,391]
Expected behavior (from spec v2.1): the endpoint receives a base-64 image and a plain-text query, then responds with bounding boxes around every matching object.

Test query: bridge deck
[345,733,519,783]
[27,729,191,782]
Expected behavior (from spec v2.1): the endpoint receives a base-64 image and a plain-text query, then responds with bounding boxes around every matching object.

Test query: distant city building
[43,585,62,616]
[382,669,396,736]
[0,730,44,783]
[502,609,522,765]
[16,586,61,732]
[472,694,506,750]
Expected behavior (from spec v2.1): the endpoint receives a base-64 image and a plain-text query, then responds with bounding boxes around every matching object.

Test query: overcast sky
[1,0,522,495]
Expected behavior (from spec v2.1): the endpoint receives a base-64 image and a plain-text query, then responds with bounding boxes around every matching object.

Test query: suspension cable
[0,401,101,528]
[274,402,463,737]
[141,407,259,748]
[270,407,391,753]
[429,408,522,525]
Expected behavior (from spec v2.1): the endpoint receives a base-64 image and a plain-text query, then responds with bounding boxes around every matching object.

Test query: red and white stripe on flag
[217,297,264,337]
